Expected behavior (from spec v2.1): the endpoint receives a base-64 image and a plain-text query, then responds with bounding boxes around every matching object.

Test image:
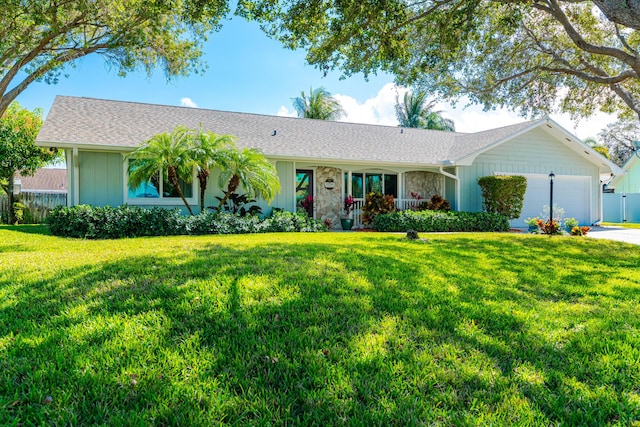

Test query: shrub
[429,195,449,211]
[47,205,326,239]
[362,192,395,225]
[373,210,510,232]
[536,219,560,235]
[477,175,527,220]
[264,211,327,232]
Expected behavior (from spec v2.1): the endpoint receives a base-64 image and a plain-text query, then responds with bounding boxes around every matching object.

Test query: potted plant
[525,217,539,233]
[564,217,578,233]
[341,194,355,230]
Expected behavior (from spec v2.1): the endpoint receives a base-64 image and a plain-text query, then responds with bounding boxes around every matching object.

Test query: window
[125,160,196,204]
[344,172,397,198]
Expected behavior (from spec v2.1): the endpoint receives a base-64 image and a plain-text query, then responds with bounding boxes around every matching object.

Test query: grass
[1,225,640,426]
[601,222,640,229]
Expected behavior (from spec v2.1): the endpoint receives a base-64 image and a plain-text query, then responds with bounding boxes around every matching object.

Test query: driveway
[588,226,640,245]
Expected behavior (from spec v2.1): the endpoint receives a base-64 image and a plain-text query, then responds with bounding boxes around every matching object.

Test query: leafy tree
[583,136,611,160]
[215,148,280,213]
[0,102,50,224]
[598,120,640,166]
[192,129,236,211]
[396,91,455,131]
[0,0,231,117]
[239,0,640,121]
[127,126,196,215]
[292,87,345,120]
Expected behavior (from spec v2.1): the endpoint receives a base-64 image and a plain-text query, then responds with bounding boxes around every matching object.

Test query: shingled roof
[36,96,539,166]
[16,168,67,193]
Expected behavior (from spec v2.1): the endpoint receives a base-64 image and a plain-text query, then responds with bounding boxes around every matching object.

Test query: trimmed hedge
[373,210,510,232]
[477,175,527,220]
[47,205,326,239]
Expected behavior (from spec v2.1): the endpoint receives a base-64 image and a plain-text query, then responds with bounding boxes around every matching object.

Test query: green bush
[47,205,326,239]
[362,192,395,225]
[477,175,527,220]
[373,210,510,232]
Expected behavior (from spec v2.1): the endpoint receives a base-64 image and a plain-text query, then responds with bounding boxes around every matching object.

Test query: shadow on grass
[0,224,51,236]
[1,233,639,425]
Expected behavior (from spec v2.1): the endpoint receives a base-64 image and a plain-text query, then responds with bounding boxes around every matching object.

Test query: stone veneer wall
[315,166,343,229]
[404,171,444,200]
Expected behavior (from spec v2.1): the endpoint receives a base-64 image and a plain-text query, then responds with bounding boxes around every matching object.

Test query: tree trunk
[7,173,15,225]
[167,166,194,215]
[215,175,240,213]
[198,169,209,212]
[593,0,640,30]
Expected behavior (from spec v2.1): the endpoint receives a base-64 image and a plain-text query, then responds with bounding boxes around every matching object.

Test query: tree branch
[532,0,638,66]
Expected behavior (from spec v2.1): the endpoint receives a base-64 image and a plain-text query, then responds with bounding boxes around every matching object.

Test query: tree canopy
[239,0,640,121]
[0,102,49,223]
[0,0,230,117]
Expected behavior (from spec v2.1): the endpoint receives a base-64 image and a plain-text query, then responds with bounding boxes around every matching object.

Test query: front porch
[294,165,459,229]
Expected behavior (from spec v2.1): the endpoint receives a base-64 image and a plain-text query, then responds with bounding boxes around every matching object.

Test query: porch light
[549,172,555,225]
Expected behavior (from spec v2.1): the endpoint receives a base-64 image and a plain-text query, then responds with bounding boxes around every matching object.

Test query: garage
[514,174,591,227]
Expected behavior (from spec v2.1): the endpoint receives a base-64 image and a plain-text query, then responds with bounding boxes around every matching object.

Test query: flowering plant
[344,194,354,216]
[300,195,313,211]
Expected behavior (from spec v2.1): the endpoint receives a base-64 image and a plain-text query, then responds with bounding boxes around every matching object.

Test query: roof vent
[584,151,590,155]
[272,130,277,136]
[400,129,404,134]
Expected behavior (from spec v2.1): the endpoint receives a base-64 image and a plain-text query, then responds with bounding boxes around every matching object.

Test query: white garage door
[511,174,591,227]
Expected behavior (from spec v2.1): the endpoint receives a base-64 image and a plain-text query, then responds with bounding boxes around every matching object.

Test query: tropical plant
[0,102,51,224]
[343,194,355,217]
[214,192,263,217]
[396,91,455,131]
[192,129,236,211]
[362,191,395,225]
[292,87,345,120]
[214,148,280,213]
[127,126,196,215]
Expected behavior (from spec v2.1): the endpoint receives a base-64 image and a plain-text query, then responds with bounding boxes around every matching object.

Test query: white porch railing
[351,198,419,228]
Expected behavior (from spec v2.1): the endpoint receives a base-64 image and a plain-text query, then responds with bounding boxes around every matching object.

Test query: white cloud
[180,97,198,108]
[277,105,297,117]
[335,83,406,126]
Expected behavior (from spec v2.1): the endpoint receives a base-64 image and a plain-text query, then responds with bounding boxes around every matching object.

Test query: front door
[296,169,314,217]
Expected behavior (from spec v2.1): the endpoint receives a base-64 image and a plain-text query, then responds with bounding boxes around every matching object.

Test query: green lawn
[601,222,640,229]
[1,226,639,426]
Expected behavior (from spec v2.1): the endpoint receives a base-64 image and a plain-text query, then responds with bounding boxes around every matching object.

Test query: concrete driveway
[588,226,640,245]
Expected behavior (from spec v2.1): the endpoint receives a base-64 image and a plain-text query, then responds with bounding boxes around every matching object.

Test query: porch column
[398,172,404,200]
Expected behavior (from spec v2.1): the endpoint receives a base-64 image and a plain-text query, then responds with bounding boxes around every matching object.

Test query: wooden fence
[0,192,67,224]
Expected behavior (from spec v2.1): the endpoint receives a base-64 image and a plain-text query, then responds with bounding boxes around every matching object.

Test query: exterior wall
[274,161,295,213]
[458,127,601,223]
[315,166,343,228]
[78,151,123,207]
[610,157,640,193]
[404,171,444,200]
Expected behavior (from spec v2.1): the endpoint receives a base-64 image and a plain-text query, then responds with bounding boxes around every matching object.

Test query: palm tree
[127,126,196,215]
[192,129,236,211]
[396,91,455,131]
[215,148,281,213]
[293,87,345,120]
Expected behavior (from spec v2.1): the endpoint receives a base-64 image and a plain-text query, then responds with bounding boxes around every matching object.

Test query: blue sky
[14,16,613,138]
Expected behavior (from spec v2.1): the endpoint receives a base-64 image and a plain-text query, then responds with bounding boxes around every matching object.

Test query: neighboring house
[608,154,640,194]
[603,153,640,223]
[35,96,622,227]
[15,167,67,194]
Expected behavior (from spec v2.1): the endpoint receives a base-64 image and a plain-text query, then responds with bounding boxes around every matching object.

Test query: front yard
[1,226,639,425]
